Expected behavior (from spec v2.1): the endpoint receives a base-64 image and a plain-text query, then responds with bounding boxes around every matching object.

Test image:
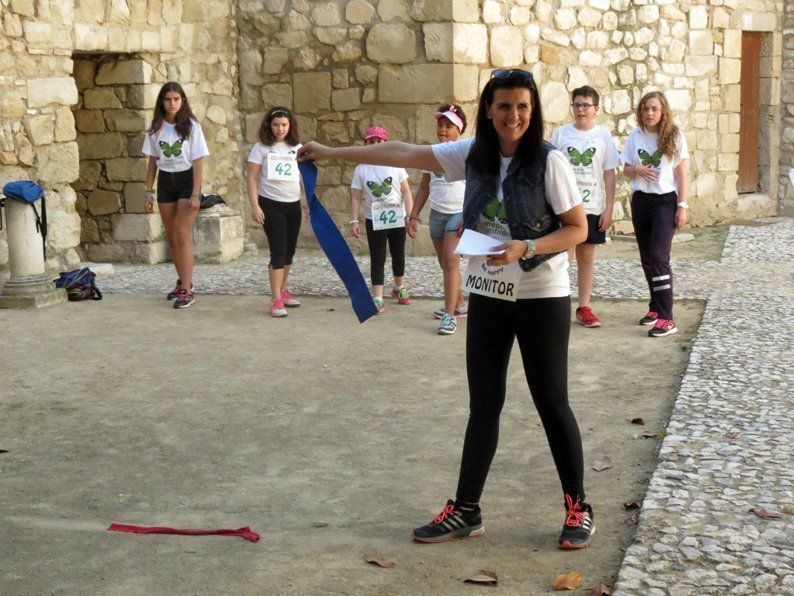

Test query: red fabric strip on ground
[107,523,260,542]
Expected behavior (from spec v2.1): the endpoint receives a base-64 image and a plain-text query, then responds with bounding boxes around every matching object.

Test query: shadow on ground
[0,296,703,594]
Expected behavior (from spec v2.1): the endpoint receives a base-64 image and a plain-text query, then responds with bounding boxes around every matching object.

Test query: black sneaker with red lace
[639,310,659,326]
[173,289,195,309]
[412,499,484,543]
[558,494,594,550]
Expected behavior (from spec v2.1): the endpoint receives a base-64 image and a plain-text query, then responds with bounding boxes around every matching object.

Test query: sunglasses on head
[490,68,534,81]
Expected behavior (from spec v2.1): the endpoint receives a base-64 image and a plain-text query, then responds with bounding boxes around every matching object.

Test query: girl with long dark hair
[143,82,209,309]
[298,69,594,550]
[246,106,305,317]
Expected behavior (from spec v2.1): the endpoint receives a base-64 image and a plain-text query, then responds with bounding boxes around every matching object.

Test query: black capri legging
[365,218,405,287]
[456,293,585,503]
[259,196,301,270]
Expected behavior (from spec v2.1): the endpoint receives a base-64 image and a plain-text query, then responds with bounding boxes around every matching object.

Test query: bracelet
[408,216,421,223]
[677,202,689,209]
[349,219,359,225]
[521,239,536,260]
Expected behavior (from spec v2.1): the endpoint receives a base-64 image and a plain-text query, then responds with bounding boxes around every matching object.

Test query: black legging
[365,218,405,286]
[456,293,585,503]
[631,191,677,319]
[259,196,301,270]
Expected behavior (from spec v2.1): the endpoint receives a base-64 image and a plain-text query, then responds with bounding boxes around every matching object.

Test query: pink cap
[434,105,464,132]
[364,125,388,141]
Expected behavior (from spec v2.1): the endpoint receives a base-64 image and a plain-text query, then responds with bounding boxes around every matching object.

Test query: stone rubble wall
[782,0,794,214]
[238,0,785,252]
[0,0,244,273]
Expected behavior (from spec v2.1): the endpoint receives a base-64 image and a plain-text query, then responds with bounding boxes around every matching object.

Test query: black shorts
[157,169,194,203]
[584,213,606,245]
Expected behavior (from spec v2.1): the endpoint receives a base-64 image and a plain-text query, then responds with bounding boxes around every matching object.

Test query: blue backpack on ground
[54,268,102,301]
[1,181,47,258]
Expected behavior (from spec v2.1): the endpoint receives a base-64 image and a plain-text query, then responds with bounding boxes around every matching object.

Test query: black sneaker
[412,499,484,543]
[639,310,659,326]
[167,280,193,301]
[558,494,594,550]
[167,279,182,300]
[173,289,196,309]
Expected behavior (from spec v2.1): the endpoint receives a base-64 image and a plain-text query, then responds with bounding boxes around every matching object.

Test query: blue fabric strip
[299,161,378,323]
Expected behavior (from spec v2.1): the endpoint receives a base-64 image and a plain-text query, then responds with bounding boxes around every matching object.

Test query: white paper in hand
[454,228,506,256]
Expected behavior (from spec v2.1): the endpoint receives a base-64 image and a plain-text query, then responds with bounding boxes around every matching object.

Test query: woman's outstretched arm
[298,141,442,172]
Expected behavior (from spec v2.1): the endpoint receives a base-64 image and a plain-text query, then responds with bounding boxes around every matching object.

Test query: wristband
[408,216,421,223]
[676,202,689,209]
[349,219,359,225]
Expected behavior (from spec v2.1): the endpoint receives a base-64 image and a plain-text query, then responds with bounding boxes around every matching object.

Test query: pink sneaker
[281,288,300,308]
[269,298,288,318]
[391,286,411,305]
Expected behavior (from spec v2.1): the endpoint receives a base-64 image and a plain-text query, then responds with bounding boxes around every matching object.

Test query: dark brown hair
[258,106,300,146]
[636,91,680,158]
[148,82,196,140]
[571,85,600,106]
[437,103,468,133]
[466,69,544,175]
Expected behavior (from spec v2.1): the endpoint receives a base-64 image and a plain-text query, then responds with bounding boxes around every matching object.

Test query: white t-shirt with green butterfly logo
[620,128,689,195]
[550,123,620,216]
[142,119,210,173]
[421,169,465,214]
[247,141,303,203]
[351,164,409,220]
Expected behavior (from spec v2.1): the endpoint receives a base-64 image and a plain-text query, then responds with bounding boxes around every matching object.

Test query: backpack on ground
[54,268,102,301]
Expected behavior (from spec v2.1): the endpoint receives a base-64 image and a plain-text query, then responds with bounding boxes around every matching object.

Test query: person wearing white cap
[407,104,469,335]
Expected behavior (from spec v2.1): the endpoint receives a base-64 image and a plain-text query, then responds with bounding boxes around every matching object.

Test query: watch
[677,202,689,209]
[520,239,536,261]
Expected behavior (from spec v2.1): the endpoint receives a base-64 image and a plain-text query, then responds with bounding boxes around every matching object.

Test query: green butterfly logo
[638,148,662,167]
[482,197,507,221]
[366,177,393,198]
[567,146,596,166]
[159,140,183,158]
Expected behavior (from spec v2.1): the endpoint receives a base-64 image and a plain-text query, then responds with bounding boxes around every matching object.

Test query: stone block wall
[782,0,794,214]
[237,0,786,252]
[0,0,244,273]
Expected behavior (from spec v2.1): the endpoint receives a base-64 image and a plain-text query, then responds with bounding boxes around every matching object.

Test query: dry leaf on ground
[623,502,640,510]
[624,517,638,526]
[552,571,583,590]
[629,417,645,425]
[365,556,396,568]
[782,505,794,515]
[592,457,612,472]
[463,570,498,585]
[641,431,659,439]
[748,508,782,519]
[588,583,613,596]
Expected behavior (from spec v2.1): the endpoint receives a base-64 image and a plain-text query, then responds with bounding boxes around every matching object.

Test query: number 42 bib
[371,201,405,230]
[267,153,299,181]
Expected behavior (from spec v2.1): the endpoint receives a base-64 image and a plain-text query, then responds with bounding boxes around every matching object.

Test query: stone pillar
[194,205,244,264]
[0,198,66,308]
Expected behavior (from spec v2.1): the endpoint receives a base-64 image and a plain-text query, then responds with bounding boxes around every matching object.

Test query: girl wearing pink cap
[407,104,468,335]
[349,126,414,313]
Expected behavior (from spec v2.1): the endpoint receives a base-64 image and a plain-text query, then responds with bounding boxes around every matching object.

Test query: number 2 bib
[267,153,298,181]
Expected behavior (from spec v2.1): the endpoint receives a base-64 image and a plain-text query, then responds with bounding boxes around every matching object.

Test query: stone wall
[0,0,244,274]
[782,0,794,214]
[237,0,786,251]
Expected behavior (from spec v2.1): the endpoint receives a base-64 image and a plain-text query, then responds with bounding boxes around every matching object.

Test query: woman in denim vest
[298,70,593,550]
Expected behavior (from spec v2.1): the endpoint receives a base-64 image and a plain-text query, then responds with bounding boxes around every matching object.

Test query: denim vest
[462,141,563,272]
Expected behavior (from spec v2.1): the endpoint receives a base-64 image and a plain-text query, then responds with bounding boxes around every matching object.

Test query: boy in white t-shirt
[551,86,620,328]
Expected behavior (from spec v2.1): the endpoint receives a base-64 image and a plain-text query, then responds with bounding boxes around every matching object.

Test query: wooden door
[738,32,761,194]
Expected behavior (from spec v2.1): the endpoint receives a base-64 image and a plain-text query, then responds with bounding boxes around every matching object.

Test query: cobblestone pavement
[101,219,794,594]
